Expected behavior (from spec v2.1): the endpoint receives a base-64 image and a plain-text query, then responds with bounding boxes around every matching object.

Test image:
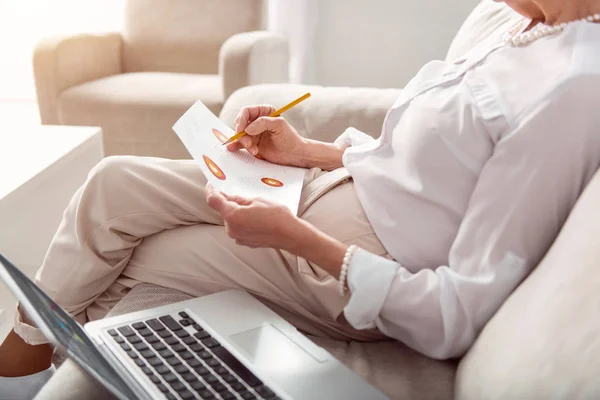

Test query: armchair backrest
[122,0,264,74]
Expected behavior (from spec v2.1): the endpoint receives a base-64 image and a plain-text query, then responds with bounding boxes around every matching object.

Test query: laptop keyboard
[107,312,280,400]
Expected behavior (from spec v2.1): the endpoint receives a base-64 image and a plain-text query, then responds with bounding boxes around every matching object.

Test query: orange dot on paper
[212,128,228,144]
[203,155,226,180]
[261,177,283,187]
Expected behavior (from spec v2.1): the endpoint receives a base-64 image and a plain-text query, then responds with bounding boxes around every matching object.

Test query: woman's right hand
[226,105,309,167]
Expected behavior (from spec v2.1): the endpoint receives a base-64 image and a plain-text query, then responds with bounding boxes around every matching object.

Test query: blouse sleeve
[334,127,377,148]
[343,77,600,359]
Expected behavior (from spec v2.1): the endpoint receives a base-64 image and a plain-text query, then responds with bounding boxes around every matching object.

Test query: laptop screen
[0,253,142,400]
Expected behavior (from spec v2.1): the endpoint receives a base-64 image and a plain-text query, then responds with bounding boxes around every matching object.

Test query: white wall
[311,0,481,88]
[2,0,483,98]
[0,0,124,100]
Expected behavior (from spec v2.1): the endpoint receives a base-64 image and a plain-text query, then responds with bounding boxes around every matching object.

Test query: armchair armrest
[220,84,401,143]
[219,31,289,100]
[33,33,123,124]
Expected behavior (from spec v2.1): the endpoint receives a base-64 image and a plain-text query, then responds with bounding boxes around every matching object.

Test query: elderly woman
[2,0,600,397]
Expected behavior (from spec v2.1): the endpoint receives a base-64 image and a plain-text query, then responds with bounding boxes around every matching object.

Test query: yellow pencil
[222,92,311,146]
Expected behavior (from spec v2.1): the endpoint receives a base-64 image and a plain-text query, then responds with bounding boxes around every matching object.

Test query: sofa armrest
[456,167,600,399]
[219,31,289,100]
[220,84,401,143]
[33,33,123,124]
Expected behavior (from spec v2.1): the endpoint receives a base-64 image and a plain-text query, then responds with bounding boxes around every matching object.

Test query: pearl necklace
[505,12,600,46]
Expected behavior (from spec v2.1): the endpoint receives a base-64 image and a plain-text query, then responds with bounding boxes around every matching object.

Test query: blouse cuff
[343,248,399,330]
[334,127,375,148]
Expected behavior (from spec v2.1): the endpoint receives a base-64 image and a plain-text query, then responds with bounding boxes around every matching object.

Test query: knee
[86,156,138,190]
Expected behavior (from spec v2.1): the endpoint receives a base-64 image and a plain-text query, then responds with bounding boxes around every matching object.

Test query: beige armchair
[33,0,289,159]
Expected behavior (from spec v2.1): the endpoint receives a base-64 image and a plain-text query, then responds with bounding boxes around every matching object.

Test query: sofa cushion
[445,0,523,62]
[221,84,401,143]
[456,168,600,399]
[57,72,223,158]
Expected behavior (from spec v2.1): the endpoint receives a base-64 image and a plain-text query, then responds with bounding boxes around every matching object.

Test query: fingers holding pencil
[226,116,289,155]
[223,92,311,146]
[225,101,309,167]
[234,105,277,133]
[227,104,277,153]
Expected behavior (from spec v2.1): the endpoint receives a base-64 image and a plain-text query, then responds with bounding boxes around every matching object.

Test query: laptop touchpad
[230,324,330,371]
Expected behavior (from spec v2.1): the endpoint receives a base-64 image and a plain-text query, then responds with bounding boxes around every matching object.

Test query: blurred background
[0,0,479,129]
[0,0,124,127]
[0,0,124,101]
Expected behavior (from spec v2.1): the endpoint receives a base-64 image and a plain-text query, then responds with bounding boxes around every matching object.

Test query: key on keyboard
[151,342,166,351]
[146,319,166,332]
[133,342,148,352]
[159,315,183,331]
[194,331,210,340]
[127,335,142,344]
[212,346,262,387]
[138,328,153,337]
[183,337,197,345]
[187,358,202,368]
[146,335,160,344]
[202,338,220,348]
[118,326,135,337]
[175,330,190,338]
[132,322,145,330]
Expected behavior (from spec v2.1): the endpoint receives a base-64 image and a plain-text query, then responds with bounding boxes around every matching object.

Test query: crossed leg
[1,155,386,378]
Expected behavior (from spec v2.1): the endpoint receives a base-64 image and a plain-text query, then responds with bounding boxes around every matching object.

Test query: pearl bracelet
[339,245,357,297]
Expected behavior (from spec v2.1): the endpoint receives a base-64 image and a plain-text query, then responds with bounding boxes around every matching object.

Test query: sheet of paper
[173,101,306,214]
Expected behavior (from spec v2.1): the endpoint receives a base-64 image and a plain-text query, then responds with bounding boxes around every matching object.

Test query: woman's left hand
[206,186,302,251]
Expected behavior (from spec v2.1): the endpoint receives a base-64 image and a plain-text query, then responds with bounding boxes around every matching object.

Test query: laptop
[0,253,388,400]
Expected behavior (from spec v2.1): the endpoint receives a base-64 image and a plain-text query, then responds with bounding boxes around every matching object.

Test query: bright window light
[0,0,124,101]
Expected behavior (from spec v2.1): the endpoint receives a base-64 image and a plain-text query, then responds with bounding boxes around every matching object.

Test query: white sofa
[36,2,600,399]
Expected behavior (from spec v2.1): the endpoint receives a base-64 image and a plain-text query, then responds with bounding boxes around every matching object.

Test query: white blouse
[336,20,600,359]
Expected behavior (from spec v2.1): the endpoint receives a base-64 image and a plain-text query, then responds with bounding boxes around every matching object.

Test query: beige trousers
[15,156,388,345]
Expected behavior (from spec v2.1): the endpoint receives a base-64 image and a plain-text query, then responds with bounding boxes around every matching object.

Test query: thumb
[207,190,235,215]
[245,116,284,137]
[221,192,253,206]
